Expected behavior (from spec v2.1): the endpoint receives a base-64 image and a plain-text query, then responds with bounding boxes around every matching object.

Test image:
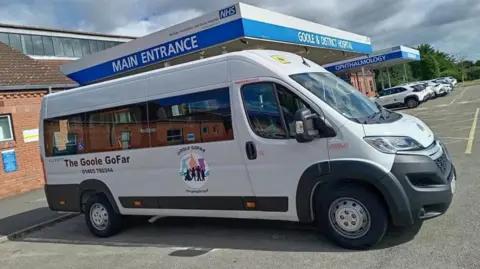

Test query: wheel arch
[404,95,419,102]
[295,160,414,227]
[79,179,120,214]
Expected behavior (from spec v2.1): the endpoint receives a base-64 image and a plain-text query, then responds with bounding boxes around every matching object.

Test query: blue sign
[2,149,18,173]
[242,19,372,54]
[68,19,245,85]
[219,5,237,19]
[324,50,421,72]
[66,18,373,85]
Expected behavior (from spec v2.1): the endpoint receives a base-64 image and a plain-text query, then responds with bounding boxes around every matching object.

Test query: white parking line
[449,88,468,105]
[438,137,468,140]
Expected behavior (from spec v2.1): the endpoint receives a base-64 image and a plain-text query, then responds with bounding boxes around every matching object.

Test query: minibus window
[241,83,288,139]
[290,72,401,124]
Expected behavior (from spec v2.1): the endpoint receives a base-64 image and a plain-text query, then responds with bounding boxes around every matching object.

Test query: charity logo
[179,152,209,189]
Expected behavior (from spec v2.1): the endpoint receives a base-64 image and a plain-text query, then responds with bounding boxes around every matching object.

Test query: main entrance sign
[61,2,373,85]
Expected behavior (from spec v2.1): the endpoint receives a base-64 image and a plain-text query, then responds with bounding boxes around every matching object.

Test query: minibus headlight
[363,136,424,154]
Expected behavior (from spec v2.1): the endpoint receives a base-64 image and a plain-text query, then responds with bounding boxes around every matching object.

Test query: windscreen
[289,72,401,124]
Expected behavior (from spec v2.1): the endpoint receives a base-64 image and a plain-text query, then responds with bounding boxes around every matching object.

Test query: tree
[421,54,440,79]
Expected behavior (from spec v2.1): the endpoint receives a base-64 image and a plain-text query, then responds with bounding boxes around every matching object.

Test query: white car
[432,83,449,97]
[374,85,427,108]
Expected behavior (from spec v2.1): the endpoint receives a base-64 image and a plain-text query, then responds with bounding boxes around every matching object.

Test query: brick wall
[0,90,64,200]
[350,73,376,96]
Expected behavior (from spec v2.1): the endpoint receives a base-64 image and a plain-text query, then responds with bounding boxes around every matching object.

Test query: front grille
[434,153,449,175]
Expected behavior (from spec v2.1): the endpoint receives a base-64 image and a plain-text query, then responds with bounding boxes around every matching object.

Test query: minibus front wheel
[315,184,388,250]
[85,193,124,237]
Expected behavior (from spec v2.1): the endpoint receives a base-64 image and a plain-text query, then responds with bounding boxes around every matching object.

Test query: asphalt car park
[1,85,480,269]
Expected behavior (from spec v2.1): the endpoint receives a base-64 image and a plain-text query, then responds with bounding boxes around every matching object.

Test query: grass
[458,79,480,87]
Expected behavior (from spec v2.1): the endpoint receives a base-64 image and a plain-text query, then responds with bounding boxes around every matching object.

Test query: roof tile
[0,42,77,86]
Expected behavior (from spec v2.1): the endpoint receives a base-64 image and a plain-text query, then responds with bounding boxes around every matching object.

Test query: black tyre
[315,185,388,250]
[405,98,419,108]
[85,194,123,237]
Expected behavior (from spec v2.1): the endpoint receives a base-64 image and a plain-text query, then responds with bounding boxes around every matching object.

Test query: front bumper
[381,141,455,227]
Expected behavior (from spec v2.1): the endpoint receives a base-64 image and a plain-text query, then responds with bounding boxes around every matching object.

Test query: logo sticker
[180,152,209,189]
[271,55,291,64]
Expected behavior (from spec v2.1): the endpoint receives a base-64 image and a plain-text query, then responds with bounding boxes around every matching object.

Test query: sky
[0,0,479,60]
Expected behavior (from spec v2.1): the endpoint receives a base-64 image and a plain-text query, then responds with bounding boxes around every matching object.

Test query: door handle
[245,141,257,160]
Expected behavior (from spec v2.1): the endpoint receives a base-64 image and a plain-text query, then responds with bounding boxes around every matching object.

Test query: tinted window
[31,35,44,55]
[42,36,55,56]
[276,84,310,137]
[84,103,149,153]
[241,83,287,139]
[43,103,149,157]
[397,87,407,93]
[147,87,234,147]
[43,114,84,157]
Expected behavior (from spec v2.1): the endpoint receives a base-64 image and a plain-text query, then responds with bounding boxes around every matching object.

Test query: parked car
[405,82,435,100]
[373,84,428,108]
[432,78,454,89]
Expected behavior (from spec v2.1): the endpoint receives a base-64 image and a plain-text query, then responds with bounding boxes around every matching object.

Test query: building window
[21,35,34,55]
[97,40,106,51]
[42,36,55,56]
[0,33,9,45]
[121,131,131,149]
[8,33,22,52]
[31,35,45,55]
[72,39,83,57]
[62,38,74,57]
[213,127,218,135]
[166,129,183,145]
[147,87,234,147]
[89,40,98,53]
[80,39,91,55]
[0,115,14,142]
[52,37,65,56]
[0,31,126,58]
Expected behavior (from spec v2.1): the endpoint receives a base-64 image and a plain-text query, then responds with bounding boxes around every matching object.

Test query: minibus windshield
[290,72,401,124]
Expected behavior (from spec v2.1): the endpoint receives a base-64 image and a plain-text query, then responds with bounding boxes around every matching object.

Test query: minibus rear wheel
[315,184,388,250]
[85,193,123,237]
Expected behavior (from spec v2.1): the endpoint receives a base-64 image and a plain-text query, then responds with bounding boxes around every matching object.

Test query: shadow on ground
[0,207,64,237]
[12,215,422,254]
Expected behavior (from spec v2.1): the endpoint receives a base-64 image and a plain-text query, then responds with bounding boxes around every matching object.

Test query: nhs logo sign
[219,5,237,19]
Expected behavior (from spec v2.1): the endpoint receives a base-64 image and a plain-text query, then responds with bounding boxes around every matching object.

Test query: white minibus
[40,49,456,250]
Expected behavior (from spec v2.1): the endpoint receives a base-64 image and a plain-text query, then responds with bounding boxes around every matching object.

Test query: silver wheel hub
[329,198,370,239]
[90,203,109,231]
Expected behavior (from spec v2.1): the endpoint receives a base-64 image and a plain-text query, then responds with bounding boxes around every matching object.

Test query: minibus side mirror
[316,117,337,138]
[294,108,319,143]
